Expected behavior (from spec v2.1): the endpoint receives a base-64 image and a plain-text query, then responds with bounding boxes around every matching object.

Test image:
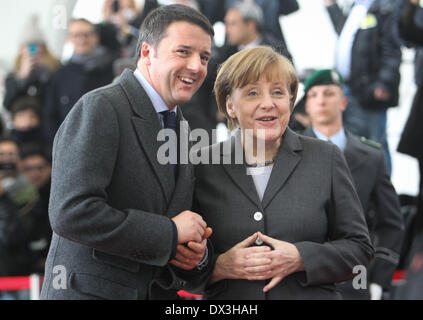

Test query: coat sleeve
[43,74,62,145]
[399,2,423,46]
[375,9,402,92]
[368,150,404,288]
[295,145,374,286]
[48,92,176,267]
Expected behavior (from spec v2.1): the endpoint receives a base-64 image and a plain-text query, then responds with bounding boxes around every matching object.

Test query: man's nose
[187,54,203,73]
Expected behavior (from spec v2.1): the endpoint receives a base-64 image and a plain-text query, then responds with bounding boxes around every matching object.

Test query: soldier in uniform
[300,69,404,300]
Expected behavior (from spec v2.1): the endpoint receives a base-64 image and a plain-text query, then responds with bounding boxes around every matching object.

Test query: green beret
[303,69,345,93]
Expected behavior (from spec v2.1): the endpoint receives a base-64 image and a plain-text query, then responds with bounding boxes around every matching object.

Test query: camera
[0,162,17,171]
[28,43,38,56]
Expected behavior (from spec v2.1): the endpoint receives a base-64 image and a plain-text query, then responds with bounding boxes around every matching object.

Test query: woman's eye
[247,91,258,96]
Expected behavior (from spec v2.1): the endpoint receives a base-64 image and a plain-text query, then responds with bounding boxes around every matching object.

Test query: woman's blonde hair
[14,43,60,73]
[214,46,298,130]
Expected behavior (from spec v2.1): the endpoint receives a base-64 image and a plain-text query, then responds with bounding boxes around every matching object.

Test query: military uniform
[303,127,404,299]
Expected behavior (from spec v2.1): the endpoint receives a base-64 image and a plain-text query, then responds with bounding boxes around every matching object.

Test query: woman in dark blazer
[193,46,374,299]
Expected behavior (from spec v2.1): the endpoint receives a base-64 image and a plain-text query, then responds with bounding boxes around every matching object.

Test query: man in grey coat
[301,69,404,300]
[41,5,215,300]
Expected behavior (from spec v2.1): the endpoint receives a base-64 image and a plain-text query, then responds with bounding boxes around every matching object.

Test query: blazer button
[255,237,263,246]
[254,212,263,221]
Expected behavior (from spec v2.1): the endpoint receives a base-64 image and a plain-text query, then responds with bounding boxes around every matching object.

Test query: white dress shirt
[335,0,375,81]
[133,69,177,127]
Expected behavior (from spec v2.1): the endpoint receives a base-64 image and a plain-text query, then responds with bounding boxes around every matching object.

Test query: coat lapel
[166,112,194,217]
[118,69,175,203]
[343,132,368,173]
[221,129,264,210]
[261,128,303,209]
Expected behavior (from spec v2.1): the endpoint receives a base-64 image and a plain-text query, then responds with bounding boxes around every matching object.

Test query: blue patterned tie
[161,110,177,133]
[160,110,177,178]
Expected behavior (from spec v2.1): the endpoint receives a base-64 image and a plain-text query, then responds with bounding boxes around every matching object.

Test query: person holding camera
[3,15,59,112]
[0,138,39,278]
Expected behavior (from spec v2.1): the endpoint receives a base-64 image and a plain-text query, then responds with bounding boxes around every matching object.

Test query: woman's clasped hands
[211,232,305,293]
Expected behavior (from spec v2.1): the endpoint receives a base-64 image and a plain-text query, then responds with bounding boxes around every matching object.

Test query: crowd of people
[0,0,422,300]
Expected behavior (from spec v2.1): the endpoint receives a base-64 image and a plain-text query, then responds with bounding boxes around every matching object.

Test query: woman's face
[226,74,291,144]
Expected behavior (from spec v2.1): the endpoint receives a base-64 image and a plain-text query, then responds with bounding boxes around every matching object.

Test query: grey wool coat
[193,128,374,300]
[41,69,210,300]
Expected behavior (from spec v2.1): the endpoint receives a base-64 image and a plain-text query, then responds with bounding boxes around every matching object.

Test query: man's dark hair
[135,4,214,61]
[69,18,99,35]
[19,142,52,164]
[0,136,19,147]
[11,96,43,121]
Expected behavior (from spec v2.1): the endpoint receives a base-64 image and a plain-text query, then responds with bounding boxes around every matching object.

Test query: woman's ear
[226,95,236,118]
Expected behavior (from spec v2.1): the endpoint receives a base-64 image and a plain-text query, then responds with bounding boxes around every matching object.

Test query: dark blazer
[43,58,114,145]
[302,128,404,295]
[41,69,209,300]
[326,0,401,110]
[397,2,423,159]
[193,128,373,300]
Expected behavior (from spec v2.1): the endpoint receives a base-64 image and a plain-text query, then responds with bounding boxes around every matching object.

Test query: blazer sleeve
[399,2,423,46]
[295,145,374,286]
[48,92,176,267]
[368,150,404,288]
[375,9,402,93]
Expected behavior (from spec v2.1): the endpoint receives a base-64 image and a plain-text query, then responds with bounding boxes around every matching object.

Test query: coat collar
[117,69,191,205]
[221,127,303,209]
[302,126,368,172]
[343,131,370,172]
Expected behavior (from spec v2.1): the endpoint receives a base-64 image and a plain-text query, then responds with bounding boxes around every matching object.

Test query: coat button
[254,212,263,221]
[255,237,263,246]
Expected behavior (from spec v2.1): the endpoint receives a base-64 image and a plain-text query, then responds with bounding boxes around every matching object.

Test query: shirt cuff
[169,219,178,261]
[196,246,209,271]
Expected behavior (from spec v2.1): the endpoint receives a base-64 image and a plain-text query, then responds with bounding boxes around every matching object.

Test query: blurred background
[0,0,418,197]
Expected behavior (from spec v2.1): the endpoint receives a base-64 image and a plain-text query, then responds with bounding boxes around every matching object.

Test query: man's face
[21,155,51,189]
[224,9,249,46]
[68,21,99,55]
[13,109,41,131]
[305,84,347,127]
[0,141,19,178]
[141,21,211,108]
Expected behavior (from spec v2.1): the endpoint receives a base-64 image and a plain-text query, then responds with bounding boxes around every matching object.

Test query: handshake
[170,210,212,271]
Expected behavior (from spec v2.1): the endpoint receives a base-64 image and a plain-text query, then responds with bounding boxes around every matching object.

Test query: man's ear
[226,95,236,118]
[341,95,348,112]
[140,42,152,66]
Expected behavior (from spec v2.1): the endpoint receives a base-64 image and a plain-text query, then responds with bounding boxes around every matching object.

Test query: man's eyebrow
[177,45,211,56]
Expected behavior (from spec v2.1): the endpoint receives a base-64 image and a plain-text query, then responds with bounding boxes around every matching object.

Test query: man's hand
[170,227,213,270]
[374,87,390,101]
[172,210,207,244]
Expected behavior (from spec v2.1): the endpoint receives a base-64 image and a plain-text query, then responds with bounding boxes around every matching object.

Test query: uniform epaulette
[359,136,382,149]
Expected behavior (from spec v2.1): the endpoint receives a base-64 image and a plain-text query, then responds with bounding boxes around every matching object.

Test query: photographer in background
[3,15,59,112]
[0,140,52,299]
[0,138,40,299]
